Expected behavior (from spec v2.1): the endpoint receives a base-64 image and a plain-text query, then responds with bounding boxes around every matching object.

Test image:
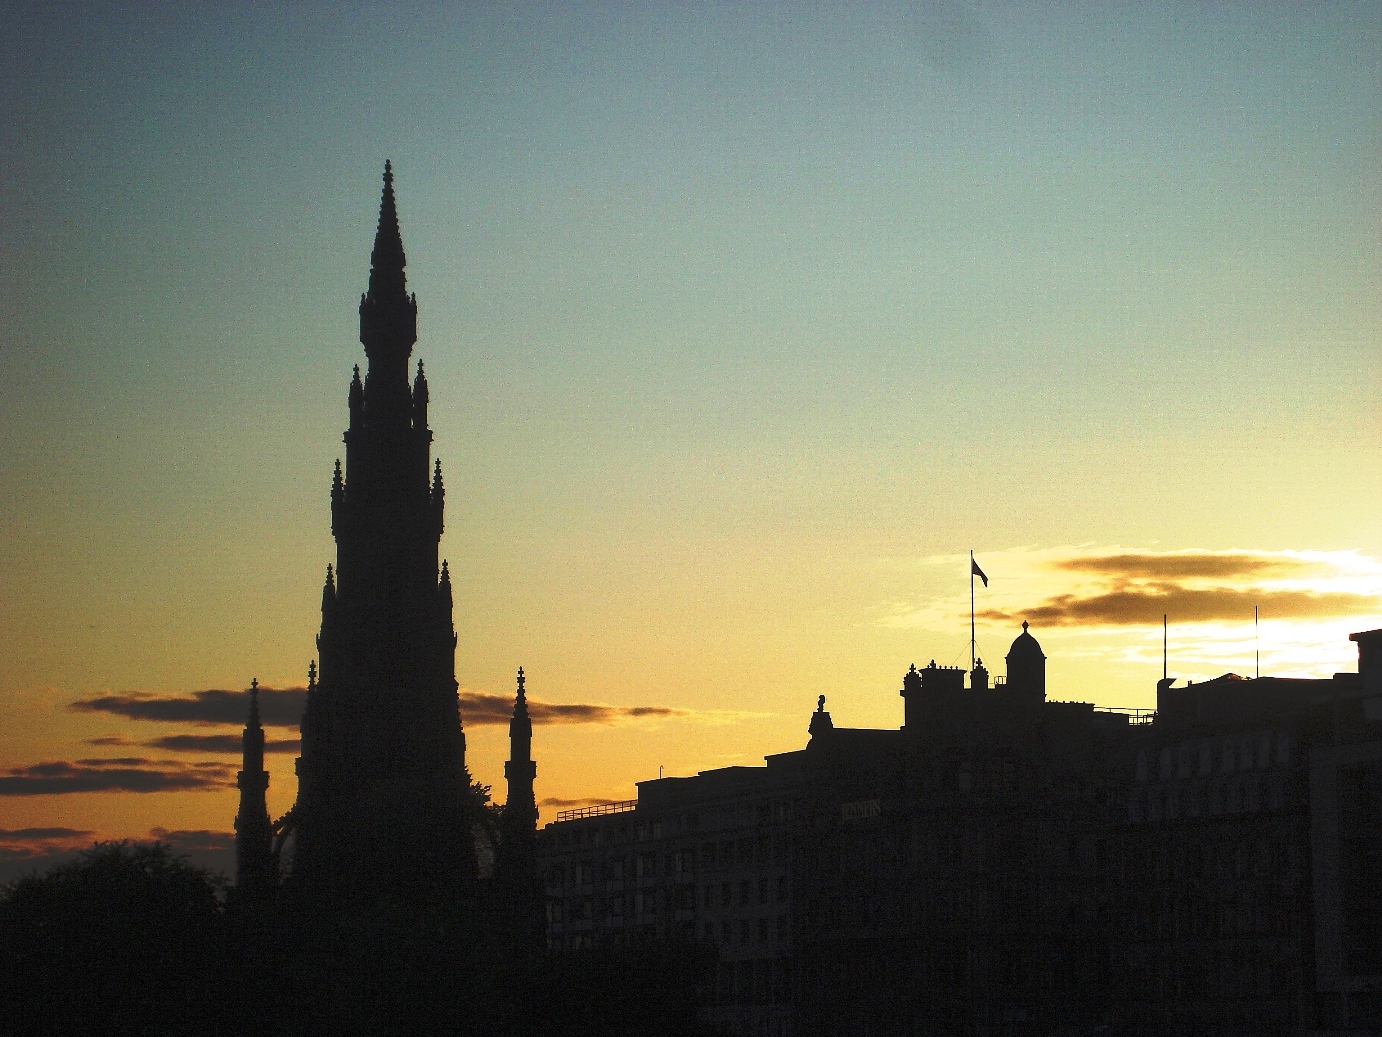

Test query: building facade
[538,626,1382,1037]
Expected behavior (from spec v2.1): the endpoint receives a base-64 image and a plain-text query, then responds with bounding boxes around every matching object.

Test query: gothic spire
[366,160,408,306]
[358,161,418,375]
[413,360,429,428]
[349,364,363,418]
[438,558,453,609]
[498,666,541,945]
[235,678,273,896]
[505,667,534,797]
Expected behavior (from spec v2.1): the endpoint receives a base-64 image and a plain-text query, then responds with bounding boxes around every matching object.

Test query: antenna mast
[1163,613,1168,682]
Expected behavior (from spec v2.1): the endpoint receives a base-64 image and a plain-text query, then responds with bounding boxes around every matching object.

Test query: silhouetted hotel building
[538,625,1382,1037]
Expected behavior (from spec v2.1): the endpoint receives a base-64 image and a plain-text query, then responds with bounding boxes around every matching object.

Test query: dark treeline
[0,842,712,1037]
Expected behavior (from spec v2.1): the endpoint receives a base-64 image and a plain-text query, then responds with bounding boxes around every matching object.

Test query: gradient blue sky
[1,2,1378,851]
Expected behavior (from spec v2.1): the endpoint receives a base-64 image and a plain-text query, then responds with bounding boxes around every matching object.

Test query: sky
[1,1,1378,879]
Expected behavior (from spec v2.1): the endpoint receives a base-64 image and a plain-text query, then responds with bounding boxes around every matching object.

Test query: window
[740,880,751,906]
[722,882,732,908]
[758,877,768,903]
[777,875,788,902]
[757,918,768,943]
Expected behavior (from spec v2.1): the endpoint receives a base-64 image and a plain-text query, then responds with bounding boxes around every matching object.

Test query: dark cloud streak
[1052,551,1310,580]
[0,760,234,796]
[459,690,685,726]
[982,585,1379,627]
[71,687,688,730]
[148,734,300,754]
[70,687,306,727]
[0,827,93,842]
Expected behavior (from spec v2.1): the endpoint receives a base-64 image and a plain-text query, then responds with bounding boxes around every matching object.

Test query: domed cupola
[1005,621,1046,702]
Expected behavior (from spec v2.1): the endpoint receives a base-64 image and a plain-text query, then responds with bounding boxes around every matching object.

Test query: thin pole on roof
[1163,614,1168,682]
[1256,605,1260,680]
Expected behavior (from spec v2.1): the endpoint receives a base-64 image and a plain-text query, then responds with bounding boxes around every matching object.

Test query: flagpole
[970,551,976,675]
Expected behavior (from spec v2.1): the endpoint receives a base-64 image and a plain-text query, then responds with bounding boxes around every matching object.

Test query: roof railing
[555,799,638,823]
[1094,706,1156,725]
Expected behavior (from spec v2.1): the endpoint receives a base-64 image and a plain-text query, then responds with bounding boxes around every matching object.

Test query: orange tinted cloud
[1051,551,1309,580]
[980,585,1378,627]
[0,759,234,796]
[459,690,688,726]
[70,687,696,728]
[70,687,306,727]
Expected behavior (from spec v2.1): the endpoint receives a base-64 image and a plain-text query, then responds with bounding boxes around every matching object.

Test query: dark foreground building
[539,627,1382,1037]
[1113,632,1382,1034]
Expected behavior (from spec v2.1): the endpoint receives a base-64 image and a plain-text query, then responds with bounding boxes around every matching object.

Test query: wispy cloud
[0,759,234,796]
[0,826,94,844]
[980,585,1377,627]
[1052,550,1314,581]
[86,734,302,755]
[70,686,753,729]
[70,687,306,727]
[880,546,1382,683]
[148,827,236,855]
[889,547,1382,631]
[458,690,696,726]
[0,827,95,880]
[996,549,1381,628]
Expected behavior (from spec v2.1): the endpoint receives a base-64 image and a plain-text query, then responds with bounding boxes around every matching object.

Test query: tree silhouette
[0,841,226,1036]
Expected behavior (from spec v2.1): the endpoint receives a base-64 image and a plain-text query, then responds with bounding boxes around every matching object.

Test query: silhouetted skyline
[1,3,1379,866]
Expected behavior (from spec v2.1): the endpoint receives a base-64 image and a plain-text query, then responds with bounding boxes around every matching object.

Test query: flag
[971,556,988,587]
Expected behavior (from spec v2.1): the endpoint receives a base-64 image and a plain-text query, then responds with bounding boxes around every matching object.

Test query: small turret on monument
[235,678,275,898]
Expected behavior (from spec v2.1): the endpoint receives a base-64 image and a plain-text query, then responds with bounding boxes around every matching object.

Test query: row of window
[547,884,702,924]
[704,876,789,909]
[1136,734,1288,783]
[547,876,790,923]
[1129,777,1287,823]
[702,915,789,947]
[544,834,791,889]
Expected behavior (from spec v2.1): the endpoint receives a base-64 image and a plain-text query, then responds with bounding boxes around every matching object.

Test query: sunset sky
[1,3,1378,878]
